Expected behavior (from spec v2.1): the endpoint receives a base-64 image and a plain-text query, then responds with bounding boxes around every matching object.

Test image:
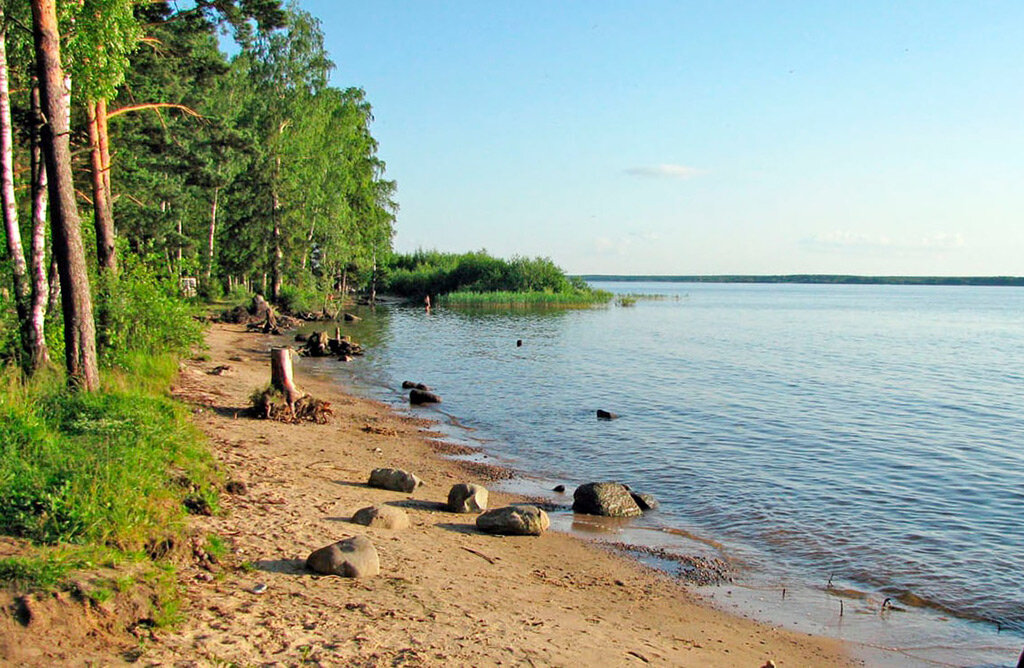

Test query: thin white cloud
[802,230,965,253]
[624,164,705,179]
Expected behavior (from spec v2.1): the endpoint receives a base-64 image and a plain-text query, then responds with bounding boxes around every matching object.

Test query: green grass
[0,353,221,569]
[439,289,613,308]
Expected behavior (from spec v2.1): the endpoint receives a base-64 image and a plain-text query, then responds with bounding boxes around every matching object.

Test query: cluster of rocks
[304,469,550,579]
[220,294,301,334]
[402,381,441,405]
[297,329,365,361]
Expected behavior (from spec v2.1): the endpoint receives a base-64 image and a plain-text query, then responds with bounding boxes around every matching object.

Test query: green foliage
[0,365,220,550]
[385,250,608,304]
[276,283,321,314]
[440,290,613,307]
[0,555,74,590]
[98,256,204,369]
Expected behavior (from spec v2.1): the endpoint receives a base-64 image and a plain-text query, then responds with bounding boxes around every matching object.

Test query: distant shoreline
[580,274,1024,286]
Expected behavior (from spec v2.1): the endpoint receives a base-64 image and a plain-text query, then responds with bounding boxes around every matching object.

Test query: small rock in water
[552,484,566,493]
[447,483,489,513]
[572,482,643,518]
[516,339,523,347]
[409,388,442,405]
[402,380,431,391]
[306,536,380,578]
[596,409,619,420]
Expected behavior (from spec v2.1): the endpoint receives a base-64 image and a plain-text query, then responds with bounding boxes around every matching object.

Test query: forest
[0,0,396,388]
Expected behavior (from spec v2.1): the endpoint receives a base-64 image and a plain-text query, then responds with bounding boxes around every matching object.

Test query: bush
[98,257,204,369]
[384,250,588,299]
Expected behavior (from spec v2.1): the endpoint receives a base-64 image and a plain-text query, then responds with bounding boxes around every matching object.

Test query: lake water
[307,282,1024,665]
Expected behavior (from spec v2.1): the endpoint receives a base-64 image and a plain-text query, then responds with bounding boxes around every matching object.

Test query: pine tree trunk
[0,15,33,368]
[86,99,116,274]
[28,82,50,370]
[32,0,99,391]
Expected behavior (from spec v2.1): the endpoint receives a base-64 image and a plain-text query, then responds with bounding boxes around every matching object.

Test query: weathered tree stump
[270,347,302,413]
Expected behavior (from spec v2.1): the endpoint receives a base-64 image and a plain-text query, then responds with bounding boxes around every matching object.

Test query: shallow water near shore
[305,282,1024,666]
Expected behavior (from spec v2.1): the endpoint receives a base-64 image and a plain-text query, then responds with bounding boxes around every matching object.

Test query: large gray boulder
[447,483,489,513]
[351,505,410,530]
[476,505,550,536]
[306,536,380,577]
[572,482,643,518]
[368,468,423,493]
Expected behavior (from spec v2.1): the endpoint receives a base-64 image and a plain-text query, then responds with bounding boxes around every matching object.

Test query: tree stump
[270,347,301,409]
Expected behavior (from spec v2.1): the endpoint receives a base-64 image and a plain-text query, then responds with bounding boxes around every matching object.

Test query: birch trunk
[28,83,50,370]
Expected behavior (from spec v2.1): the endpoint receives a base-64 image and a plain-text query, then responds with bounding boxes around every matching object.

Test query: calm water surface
[314,283,1024,664]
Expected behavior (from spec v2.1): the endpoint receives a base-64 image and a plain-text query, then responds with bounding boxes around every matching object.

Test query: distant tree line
[581,275,1024,286]
[0,0,395,389]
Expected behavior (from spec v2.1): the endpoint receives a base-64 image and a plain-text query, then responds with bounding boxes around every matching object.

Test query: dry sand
[130,322,856,666]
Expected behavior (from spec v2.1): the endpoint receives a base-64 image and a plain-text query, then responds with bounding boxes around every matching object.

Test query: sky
[296,1,1024,276]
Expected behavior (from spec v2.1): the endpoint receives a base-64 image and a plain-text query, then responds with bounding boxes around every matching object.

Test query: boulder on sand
[476,505,550,536]
[447,483,488,513]
[306,536,379,577]
[572,482,643,518]
[368,468,423,493]
[351,505,411,530]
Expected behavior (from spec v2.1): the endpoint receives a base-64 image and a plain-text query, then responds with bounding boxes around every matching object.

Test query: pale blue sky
[298,1,1023,275]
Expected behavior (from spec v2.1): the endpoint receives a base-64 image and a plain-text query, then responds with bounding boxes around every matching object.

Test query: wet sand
[144,322,858,665]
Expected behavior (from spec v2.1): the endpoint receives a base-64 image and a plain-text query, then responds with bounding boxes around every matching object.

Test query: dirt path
[141,323,857,666]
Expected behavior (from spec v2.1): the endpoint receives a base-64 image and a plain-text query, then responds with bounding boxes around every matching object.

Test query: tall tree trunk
[32,0,99,391]
[271,186,282,302]
[0,14,33,368]
[28,82,51,370]
[86,99,116,274]
[206,186,218,281]
[300,218,315,271]
[97,98,111,200]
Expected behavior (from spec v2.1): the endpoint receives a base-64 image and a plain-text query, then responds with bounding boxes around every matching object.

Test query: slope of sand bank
[142,323,857,666]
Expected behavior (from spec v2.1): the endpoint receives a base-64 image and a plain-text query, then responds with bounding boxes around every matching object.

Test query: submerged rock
[447,483,489,513]
[306,536,379,577]
[402,381,431,391]
[476,505,550,536]
[368,467,423,493]
[596,409,619,420]
[572,482,643,518]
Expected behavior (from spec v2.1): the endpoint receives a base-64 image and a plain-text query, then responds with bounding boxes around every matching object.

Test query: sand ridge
[145,322,858,666]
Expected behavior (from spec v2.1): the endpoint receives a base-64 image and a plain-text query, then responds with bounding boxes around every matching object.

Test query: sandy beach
[0,322,860,665]
[120,322,855,666]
